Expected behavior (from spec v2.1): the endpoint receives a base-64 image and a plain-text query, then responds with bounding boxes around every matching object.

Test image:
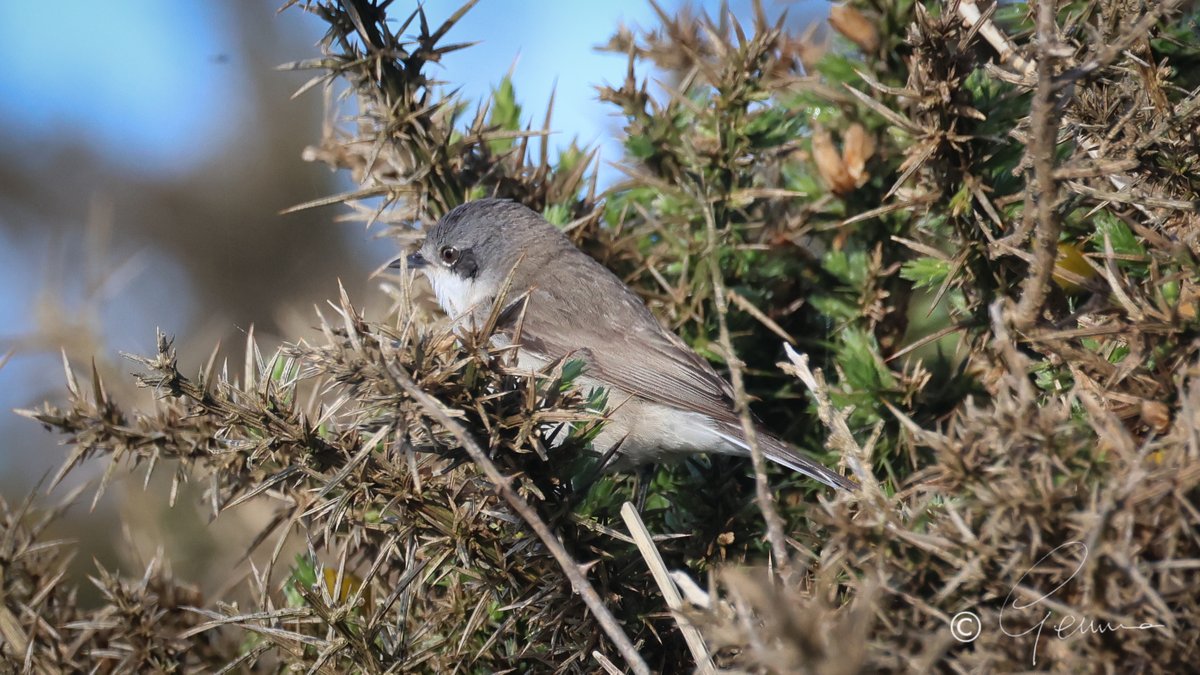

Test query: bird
[394,198,854,491]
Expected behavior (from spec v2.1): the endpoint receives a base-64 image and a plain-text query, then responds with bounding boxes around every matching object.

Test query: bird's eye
[439,246,460,264]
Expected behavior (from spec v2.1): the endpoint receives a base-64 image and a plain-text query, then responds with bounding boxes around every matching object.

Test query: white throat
[424,267,491,323]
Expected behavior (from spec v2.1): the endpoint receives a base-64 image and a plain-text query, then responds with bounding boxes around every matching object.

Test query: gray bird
[396,198,853,491]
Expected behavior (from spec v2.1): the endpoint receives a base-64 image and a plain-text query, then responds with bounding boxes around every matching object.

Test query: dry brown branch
[699,198,793,580]
[780,344,877,494]
[957,0,1034,76]
[960,0,1189,232]
[1011,0,1066,329]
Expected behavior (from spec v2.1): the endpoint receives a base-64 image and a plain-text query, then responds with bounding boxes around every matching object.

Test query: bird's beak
[390,252,427,270]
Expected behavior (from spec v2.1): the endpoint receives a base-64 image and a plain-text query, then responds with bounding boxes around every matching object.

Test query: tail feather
[714,427,857,491]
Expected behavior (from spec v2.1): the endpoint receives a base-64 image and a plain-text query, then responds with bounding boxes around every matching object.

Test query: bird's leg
[632,464,654,512]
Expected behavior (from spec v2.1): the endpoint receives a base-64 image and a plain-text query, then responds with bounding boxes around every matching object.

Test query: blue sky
[0,1,825,180]
[0,0,255,178]
[0,0,675,180]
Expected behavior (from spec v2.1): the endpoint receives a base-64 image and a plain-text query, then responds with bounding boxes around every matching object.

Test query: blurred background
[0,0,825,591]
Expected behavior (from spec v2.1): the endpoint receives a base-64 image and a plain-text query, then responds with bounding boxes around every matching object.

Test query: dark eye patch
[456,248,479,279]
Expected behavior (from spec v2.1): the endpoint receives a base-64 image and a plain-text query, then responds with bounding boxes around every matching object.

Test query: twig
[1067,181,1198,212]
[1011,0,1064,329]
[592,651,623,675]
[384,362,651,675]
[956,0,1034,76]
[670,570,713,609]
[988,300,1037,403]
[728,289,796,345]
[621,502,715,673]
[699,201,793,579]
[779,345,878,493]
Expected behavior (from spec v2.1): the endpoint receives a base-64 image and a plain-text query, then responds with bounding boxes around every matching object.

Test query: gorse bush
[4,0,1200,672]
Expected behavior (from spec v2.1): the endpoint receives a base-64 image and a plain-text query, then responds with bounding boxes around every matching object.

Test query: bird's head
[393,199,554,320]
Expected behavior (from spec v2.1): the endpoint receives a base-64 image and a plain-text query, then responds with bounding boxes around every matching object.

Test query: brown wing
[499,249,738,425]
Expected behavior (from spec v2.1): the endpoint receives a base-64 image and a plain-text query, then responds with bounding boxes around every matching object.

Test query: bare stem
[956,0,1034,77]
[1012,0,1064,329]
[699,202,793,579]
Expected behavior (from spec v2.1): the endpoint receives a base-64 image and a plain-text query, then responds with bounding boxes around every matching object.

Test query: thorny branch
[383,362,652,675]
[1012,0,1067,329]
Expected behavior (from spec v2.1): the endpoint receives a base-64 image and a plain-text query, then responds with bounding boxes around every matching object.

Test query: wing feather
[498,251,738,425]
